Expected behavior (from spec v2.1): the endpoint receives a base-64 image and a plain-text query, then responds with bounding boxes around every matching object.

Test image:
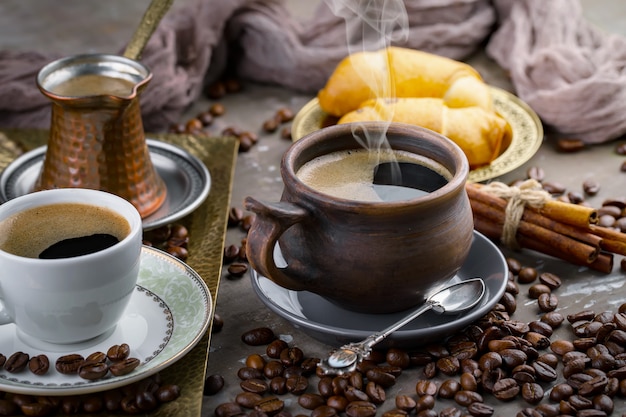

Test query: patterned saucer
[0,246,212,396]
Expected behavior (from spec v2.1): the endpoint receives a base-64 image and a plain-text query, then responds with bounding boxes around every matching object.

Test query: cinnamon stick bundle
[467,182,624,274]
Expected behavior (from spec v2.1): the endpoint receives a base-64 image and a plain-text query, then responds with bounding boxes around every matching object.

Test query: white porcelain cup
[0,188,142,344]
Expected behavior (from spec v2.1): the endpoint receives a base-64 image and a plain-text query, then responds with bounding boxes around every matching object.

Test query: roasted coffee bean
[4,351,29,373]
[366,368,395,387]
[499,292,517,314]
[264,360,284,379]
[212,313,224,333]
[386,348,410,368]
[438,379,461,399]
[492,377,519,401]
[541,311,565,328]
[526,166,545,182]
[312,405,339,417]
[109,357,140,376]
[55,354,84,374]
[542,180,567,194]
[528,284,551,299]
[240,378,269,394]
[439,406,462,417]
[593,394,614,414]
[517,267,537,284]
[242,327,276,346]
[537,353,559,370]
[299,393,326,410]
[467,402,494,417]
[236,392,263,409]
[255,396,284,415]
[19,402,53,417]
[345,401,376,417]
[525,332,551,349]
[238,366,263,381]
[266,339,288,357]
[364,381,385,404]
[383,409,408,417]
[326,395,349,412]
[215,402,244,417]
[79,360,109,380]
[156,384,181,402]
[204,374,225,395]
[415,380,438,396]
[345,386,369,402]
[550,339,575,356]
[84,351,107,363]
[414,395,435,413]
[269,376,287,394]
[500,348,527,369]
[228,262,248,277]
[568,310,596,323]
[453,390,483,407]
[537,292,558,312]
[394,394,416,411]
[520,382,543,404]
[532,360,557,382]
[245,353,266,370]
[318,376,334,398]
[436,355,460,375]
[107,343,130,362]
[479,351,503,371]
[280,347,304,366]
[459,372,478,391]
[28,354,49,375]
[286,375,308,394]
[528,320,553,337]
[583,179,601,195]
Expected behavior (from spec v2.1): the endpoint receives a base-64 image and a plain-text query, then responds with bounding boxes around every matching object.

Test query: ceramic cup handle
[244,197,310,291]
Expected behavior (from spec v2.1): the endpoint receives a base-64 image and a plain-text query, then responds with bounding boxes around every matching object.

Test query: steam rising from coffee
[323,0,408,177]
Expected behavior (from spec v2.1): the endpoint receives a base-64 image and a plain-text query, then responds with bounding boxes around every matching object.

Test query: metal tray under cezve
[0,139,211,230]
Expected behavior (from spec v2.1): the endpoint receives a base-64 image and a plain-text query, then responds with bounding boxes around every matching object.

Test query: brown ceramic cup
[245,122,474,314]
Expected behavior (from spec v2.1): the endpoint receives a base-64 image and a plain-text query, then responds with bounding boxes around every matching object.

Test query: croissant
[318,47,493,117]
[338,98,511,169]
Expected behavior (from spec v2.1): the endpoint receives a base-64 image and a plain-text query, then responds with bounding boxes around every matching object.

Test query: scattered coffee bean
[79,360,109,380]
[556,137,585,153]
[55,354,84,375]
[28,354,50,376]
[241,327,276,346]
[5,351,29,373]
[107,343,131,362]
[204,373,225,396]
[109,357,140,376]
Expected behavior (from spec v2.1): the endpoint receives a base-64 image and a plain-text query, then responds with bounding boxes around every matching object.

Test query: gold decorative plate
[291,87,544,183]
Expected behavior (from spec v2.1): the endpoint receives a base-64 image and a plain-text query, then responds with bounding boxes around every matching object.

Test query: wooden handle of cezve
[123,0,174,60]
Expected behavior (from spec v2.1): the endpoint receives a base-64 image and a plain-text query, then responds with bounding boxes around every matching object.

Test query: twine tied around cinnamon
[480,179,552,249]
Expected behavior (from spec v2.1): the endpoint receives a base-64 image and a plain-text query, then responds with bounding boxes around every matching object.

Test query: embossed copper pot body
[36,54,166,218]
[245,122,474,314]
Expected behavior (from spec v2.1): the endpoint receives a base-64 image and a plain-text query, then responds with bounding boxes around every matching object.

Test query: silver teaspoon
[317,278,486,375]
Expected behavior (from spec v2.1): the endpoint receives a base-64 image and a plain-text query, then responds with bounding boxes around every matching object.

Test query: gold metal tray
[0,129,238,416]
[291,87,544,183]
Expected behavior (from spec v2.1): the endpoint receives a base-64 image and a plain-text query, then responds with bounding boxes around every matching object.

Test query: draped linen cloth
[0,0,624,144]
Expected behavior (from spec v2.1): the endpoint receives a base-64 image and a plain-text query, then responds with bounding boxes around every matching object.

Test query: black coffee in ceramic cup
[295,148,451,202]
[0,202,130,259]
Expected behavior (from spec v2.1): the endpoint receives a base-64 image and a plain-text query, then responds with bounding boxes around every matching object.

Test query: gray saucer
[0,139,211,230]
[250,231,508,349]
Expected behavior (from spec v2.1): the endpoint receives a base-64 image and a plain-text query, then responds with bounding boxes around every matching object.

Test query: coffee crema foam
[296,148,451,202]
[0,203,130,258]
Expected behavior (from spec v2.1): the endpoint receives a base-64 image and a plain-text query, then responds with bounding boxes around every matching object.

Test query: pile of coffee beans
[170,77,296,153]
[207,257,626,416]
[1,343,139,381]
[0,372,180,416]
[143,222,190,262]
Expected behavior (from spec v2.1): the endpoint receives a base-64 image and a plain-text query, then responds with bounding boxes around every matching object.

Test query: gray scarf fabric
[0,0,623,144]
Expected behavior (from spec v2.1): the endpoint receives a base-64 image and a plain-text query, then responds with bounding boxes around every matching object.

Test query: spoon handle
[124,0,174,60]
[360,301,437,350]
